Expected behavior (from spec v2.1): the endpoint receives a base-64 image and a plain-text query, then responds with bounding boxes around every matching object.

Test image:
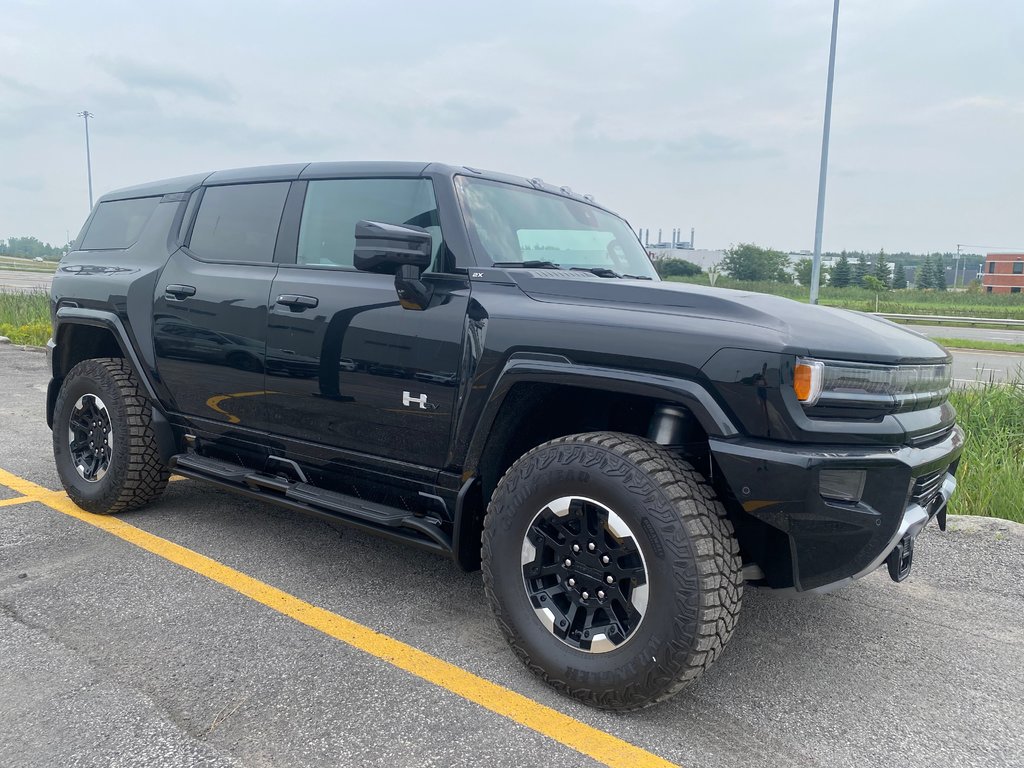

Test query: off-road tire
[481,431,743,710]
[53,358,170,514]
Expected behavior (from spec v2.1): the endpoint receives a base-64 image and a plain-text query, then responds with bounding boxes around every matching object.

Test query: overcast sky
[2,0,1021,253]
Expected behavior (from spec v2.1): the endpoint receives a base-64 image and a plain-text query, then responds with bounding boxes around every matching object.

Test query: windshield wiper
[491,261,653,280]
[569,267,653,280]
[492,260,562,269]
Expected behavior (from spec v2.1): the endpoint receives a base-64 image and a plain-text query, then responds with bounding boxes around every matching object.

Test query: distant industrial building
[638,227,695,250]
[981,253,1024,294]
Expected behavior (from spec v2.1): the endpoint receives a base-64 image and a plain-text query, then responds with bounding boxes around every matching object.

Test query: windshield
[455,176,658,279]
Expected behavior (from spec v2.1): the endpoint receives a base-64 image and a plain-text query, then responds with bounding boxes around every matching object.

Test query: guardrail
[874,313,1024,328]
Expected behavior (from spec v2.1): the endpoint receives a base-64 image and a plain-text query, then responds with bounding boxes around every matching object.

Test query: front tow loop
[886,532,916,582]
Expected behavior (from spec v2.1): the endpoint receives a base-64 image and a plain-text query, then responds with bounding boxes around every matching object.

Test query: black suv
[48,162,962,709]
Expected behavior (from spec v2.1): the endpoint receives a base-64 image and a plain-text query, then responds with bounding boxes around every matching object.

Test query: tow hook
[886,533,915,582]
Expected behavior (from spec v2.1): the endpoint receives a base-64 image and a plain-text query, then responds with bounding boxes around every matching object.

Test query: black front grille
[911,467,947,508]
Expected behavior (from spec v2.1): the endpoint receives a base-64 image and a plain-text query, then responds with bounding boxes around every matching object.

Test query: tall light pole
[77,110,95,210]
[808,0,841,305]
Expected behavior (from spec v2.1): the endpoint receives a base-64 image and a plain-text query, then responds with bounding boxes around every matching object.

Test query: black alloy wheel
[521,495,648,653]
[67,393,114,483]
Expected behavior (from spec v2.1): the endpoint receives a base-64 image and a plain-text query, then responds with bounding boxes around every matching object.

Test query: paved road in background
[1,344,1022,768]
[0,269,54,292]
[904,323,1024,345]
[950,349,1024,384]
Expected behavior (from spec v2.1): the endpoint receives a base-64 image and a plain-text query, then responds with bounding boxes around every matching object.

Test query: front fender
[459,353,739,475]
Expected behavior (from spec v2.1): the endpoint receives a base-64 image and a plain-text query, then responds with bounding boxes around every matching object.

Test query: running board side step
[170,453,452,556]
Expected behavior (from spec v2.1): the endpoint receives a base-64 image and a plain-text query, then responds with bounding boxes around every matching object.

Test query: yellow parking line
[0,496,32,507]
[0,466,678,768]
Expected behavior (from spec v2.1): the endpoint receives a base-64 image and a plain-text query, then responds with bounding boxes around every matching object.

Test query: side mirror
[353,220,432,274]
[353,220,434,311]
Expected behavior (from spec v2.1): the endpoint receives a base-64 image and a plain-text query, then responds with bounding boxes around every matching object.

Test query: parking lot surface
[1,345,1022,768]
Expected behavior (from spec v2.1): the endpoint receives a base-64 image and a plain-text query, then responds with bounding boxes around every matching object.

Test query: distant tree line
[1,237,67,261]
[655,244,969,292]
[827,250,946,291]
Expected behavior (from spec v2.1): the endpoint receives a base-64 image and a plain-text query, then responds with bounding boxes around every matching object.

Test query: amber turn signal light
[793,359,824,405]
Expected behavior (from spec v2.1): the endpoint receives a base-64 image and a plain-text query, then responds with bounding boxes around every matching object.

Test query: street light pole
[77,110,95,210]
[809,0,840,305]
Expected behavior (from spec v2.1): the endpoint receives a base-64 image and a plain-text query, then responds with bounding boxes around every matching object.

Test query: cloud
[0,75,42,96]
[431,97,518,131]
[94,56,235,103]
[658,132,782,163]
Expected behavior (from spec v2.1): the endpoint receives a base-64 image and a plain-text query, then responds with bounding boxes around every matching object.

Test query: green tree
[829,252,852,287]
[862,275,887,292]
[793,258,814,286]
[873,250,891,286]
[655,259,702,278]
[932,257,947,290]
[720,243,791,282]
[916,256,933,289]
[853,253,870,285]
[892,262,908,289]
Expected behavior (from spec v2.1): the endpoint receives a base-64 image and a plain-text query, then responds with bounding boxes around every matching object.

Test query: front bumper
[710,425,963,591]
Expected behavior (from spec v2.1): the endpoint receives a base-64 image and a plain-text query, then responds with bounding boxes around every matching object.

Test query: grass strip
[666,276,1024,319]
[933,338,1024,354]
[948,379,1024,523]
[0,291,51,345]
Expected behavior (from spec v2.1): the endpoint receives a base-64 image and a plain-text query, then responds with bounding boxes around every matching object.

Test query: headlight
[794,357,952,410]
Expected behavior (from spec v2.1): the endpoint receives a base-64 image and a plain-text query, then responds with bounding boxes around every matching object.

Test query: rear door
[153,181,289,435]
[264,176,470,467]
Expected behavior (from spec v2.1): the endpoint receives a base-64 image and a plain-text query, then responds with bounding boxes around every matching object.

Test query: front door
[264,177,469,468]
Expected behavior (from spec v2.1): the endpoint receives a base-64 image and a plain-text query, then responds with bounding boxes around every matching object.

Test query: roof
[98,161,617,215]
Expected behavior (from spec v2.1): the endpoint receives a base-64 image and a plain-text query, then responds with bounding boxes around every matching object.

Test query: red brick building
[982,253,1024,294]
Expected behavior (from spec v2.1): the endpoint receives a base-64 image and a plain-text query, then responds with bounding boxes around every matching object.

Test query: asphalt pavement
[906,323,1024,345]
[1,344,1022,768]
[0,269,54,292]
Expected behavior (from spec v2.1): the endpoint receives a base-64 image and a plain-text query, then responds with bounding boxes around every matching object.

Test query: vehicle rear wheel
[53,358,170,514]
[481,431,743,710]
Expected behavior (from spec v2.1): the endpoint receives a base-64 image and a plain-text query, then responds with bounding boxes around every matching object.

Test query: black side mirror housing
[353,220,434,311]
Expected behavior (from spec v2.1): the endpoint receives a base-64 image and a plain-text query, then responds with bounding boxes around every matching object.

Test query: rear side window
[80,197,160,250]
[296,178,441,269]
[188,182,289,263]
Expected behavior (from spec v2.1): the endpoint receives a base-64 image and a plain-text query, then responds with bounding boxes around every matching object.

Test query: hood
[509,270,949,365]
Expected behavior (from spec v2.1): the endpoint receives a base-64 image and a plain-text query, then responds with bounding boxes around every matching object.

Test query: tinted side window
[296,179,441,269]
[188,182,289,263]
[1014,262,1023,275]
[80,197,161,250]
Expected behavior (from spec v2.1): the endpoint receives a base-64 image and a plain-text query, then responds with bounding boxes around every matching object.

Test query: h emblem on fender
[403,391,431,409]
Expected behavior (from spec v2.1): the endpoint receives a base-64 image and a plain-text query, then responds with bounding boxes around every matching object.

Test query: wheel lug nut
[567,578,576,587]
[606,575,614,584]
[572,544,580,553]
[581,591,589,600]
[588,542,596,552]
[601,555,610,564]
[597,590,605,599]
[564,558,572,567]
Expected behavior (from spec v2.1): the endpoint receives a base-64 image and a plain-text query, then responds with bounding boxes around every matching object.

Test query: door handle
[276,294,319,310]
[165,284,196,300]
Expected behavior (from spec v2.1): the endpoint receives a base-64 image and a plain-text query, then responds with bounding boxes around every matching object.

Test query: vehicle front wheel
[482,431,743,710]
[53,358,170,514]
